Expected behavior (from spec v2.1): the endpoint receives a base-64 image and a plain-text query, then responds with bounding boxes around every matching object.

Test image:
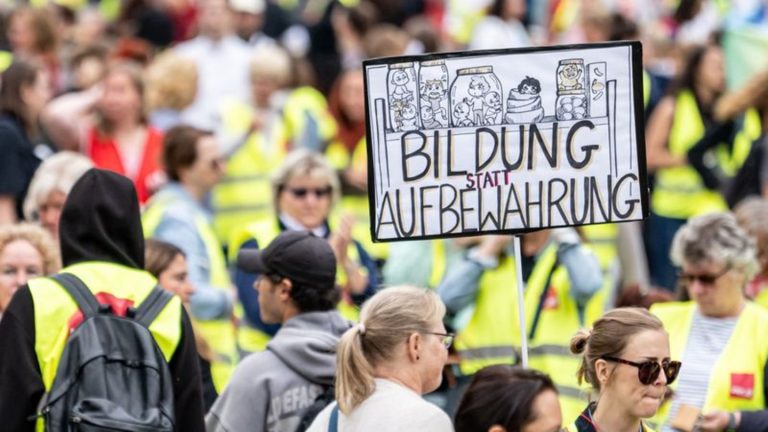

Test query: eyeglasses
[602,356,682,385]
[424,332,455,349]
[677,266,731,286]
[285,186,332,199]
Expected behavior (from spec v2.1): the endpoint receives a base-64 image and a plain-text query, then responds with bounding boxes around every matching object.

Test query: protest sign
[364,42,648,242]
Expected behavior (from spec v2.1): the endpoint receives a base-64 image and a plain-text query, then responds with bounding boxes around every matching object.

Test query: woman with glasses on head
[650,212,768,431]
[229,149,380,355]
[307,285,454,431]
[569,307,681,432]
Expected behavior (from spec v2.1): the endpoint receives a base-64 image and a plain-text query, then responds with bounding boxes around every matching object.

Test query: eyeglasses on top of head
[601,356,682,385]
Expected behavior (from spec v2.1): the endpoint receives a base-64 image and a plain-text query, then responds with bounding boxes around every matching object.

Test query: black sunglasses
[677,266,730,286]
[602,356,682,385]
[285,186,332,199]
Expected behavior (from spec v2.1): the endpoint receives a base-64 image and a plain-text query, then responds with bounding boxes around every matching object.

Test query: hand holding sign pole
[364,42,647,370]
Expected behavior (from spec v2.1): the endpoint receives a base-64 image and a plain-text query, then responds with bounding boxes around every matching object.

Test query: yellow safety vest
[212,102,290,245]
[283,86,338,150]
[717,109,762,176]
[0,51,12,74]
[454,243,598,422]
[228,219,366,353]
[142,193,238,393]
[649,301,768,428]
[643,71,651,107]
[652,90,725,218]
[29,262,182,432]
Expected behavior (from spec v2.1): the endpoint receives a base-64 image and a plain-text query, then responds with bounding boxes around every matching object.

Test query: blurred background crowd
[3,0,768,429]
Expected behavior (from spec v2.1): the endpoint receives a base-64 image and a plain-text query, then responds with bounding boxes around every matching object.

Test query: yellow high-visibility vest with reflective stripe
[649,301,768,428]
[29,263,182,432]
[652,90,726,218]
[142,194,238,392]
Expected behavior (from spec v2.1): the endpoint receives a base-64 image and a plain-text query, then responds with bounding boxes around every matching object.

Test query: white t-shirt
[307,378,454,432]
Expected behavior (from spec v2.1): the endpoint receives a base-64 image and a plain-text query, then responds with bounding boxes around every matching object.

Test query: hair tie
[357,323,366,335]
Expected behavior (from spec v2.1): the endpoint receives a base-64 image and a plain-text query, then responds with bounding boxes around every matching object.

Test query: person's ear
[595,358,611,387]
[277,278,293,301]
[488,426,506,432]
[406,332,422,362]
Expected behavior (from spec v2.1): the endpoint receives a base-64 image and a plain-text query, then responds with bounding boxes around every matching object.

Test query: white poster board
[364,42,648,242]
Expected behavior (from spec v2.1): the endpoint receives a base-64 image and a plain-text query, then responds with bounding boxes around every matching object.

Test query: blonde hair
[0,223,60,275]
[249,44,292,88]
[570,307,664,392]
[270,149,341,211]
[23,152,93,222]
[335,286,445,414]
[145,51,198,112]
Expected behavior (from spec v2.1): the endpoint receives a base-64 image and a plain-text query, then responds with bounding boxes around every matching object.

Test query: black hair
[517,76,541,94]
[454,365,558,432]
[288,281,340,313]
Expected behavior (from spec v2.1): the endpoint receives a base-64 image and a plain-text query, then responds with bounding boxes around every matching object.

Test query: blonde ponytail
[334,286,445,414]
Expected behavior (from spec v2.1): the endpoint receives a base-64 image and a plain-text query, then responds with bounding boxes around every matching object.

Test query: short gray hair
[24,151,93,221]
[270,149,341,212]
[670,212,759,279]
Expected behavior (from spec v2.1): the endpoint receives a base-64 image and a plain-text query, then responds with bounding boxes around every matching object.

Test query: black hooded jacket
[0,169,206,431]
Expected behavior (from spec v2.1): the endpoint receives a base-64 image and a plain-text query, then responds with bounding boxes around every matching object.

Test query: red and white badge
[543,286,559,310]
[730,373,755,399]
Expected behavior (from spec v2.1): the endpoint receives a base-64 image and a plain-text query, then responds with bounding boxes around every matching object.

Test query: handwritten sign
[364,42,648,242]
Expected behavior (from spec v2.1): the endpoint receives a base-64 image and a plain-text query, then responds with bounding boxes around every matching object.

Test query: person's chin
[636,395,663,416]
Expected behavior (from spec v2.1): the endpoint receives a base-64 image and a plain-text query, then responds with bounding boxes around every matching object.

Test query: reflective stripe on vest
[652,90,726,218]
[142,194,238,392]
[650,301,768,427]
[29,263,182,432]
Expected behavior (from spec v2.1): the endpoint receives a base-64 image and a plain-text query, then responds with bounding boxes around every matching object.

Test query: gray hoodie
[206,311,351,432]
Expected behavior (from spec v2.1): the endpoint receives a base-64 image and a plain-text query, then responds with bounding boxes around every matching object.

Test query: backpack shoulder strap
[134,287,174,328]
[328,403,339,432]
[52,273,100,319]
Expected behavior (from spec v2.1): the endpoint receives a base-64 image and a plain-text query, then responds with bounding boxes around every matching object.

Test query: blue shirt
[151,182,232,320]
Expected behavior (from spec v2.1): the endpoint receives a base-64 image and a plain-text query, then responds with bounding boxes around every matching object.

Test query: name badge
[730,373,755,399]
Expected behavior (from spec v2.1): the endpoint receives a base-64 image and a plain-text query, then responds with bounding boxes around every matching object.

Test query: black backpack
[295,384,335,432]
[38,273,176,431]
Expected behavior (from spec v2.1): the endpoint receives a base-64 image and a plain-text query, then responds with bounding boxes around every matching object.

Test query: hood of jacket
[59,168,145,268]
[267,310,351,386]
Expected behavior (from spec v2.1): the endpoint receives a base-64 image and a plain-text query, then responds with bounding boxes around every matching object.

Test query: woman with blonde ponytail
[567,308,681,432]
[308,286,454,431]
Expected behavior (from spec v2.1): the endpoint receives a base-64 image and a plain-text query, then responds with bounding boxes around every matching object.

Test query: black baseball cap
[237,230,337,289]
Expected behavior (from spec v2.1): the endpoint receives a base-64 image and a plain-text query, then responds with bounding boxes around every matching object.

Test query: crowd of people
[1,0,768,431]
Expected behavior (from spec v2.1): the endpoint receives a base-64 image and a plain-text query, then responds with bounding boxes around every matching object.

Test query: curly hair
[145,52,198,112]
[0,223,60,275]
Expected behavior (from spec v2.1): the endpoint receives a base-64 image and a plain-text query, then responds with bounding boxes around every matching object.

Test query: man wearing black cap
[206,230,351,432]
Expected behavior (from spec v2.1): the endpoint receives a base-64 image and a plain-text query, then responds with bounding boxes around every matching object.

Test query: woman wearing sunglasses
[229,149,380,354]
[307,285,454,431]
[569,307,681,432]
[649,212,768,431]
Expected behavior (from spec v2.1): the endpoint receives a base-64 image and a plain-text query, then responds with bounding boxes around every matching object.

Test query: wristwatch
[726,412,738,431]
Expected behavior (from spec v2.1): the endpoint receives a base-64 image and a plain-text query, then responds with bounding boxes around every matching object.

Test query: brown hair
[144,238,185,278]
[335,286,445,414]
[9,7,58,54]
[0,59,43,133]
[162,125,212,181]
[570,307,664,392]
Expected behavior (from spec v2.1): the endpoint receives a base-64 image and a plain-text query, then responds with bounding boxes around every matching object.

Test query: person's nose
[13,269,28,290]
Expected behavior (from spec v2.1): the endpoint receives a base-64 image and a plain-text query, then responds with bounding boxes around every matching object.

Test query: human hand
[697,410,738,432]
